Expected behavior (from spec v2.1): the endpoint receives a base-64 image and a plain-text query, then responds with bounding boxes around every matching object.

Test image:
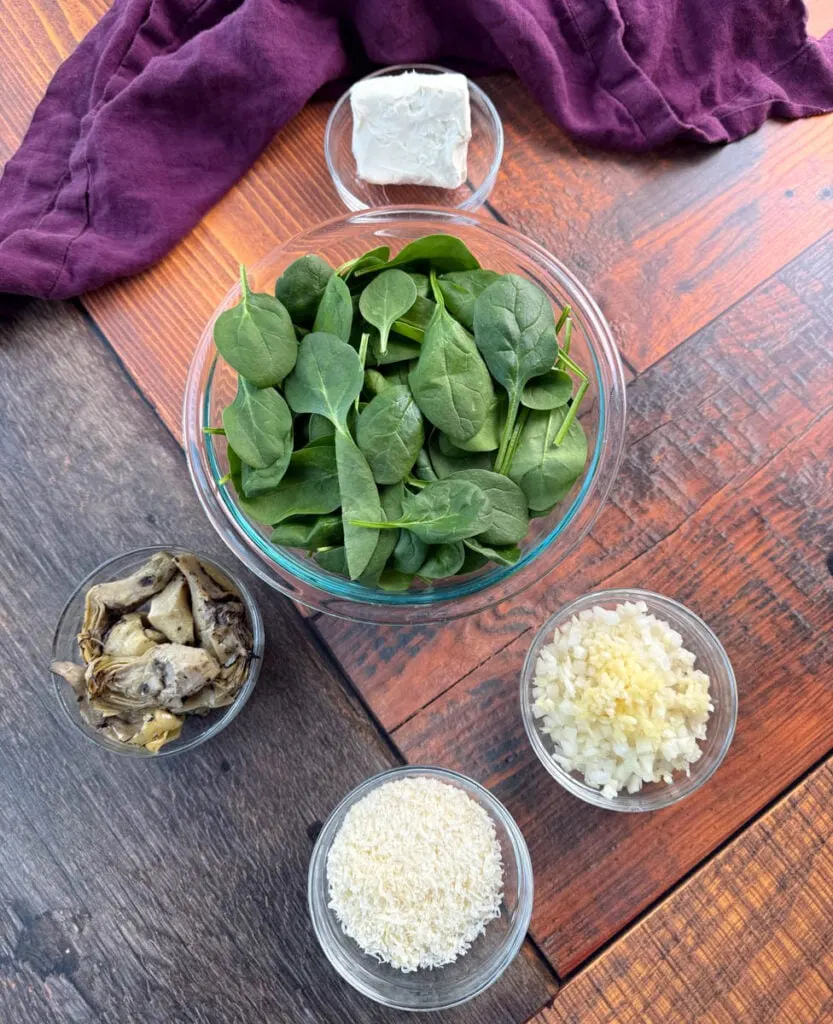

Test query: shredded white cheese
[327,777,503,972]
[532,601,713,799]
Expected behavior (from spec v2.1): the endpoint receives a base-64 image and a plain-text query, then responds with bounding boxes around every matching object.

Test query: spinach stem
[553,379,589,446]
[216,472,232,486]
[495,395,521,474]
[355,332,370,412]
[558,350,587,380]
[555,304,572,336]
[501,407,529,475]
[406,475,429,489]
[202,427,226,435]
[562,317,573,356]
[239,263,251,301]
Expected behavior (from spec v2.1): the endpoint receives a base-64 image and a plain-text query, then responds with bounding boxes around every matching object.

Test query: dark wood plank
[392,402,833,974]
[530,760,833,1024]
[0,300,556,1023]
[315,232,833,730]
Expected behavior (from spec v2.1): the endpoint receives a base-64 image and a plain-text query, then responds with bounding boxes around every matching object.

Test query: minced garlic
[531,601,713,799]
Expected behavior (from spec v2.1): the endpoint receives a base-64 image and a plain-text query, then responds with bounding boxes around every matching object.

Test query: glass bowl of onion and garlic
[50,546,263,757]
[521,589,738,811]
[307,765,533,1010]
[184,206,627,625]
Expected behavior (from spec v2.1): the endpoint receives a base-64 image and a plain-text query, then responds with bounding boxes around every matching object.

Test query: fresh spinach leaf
[418,542,465,580]
[241,454,292,497]
[437,270,501,331]
[358,483,403,585]
[473,274,559,472]
[459,546,489,574]
[335,430,382,580]
[359,269,417,355]
[308,413,335,441]
[409,273,431,298]
[275,255,333,326]
[337,246,390,280]
[393,529,428,575]
[377,568,415,592]
[450,393,504,452]
[313,273,353,341]
[428,432,492,479]
[370,334,421,365]
[314,547,349,575]
[213,265,298,388]
[284,333,363,432]
[356,386,424,485]
[521,368,573,410]
[413,447,439,482]
[222,377,293,470]
[508,406,588,512]
[463,538,522,566]
[232,441,340,525]
[391,295,435,343]
[449,468,529,545]
[409,273,495,442]
[270,514,343,550]
[348,479,492,544]
[358,234,480,276]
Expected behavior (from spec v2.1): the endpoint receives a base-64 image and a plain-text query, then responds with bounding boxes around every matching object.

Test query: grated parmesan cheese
[326,776,503,972]
[532,601,713,799]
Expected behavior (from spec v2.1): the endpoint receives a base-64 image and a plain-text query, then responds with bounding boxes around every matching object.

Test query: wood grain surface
[529,759,833,1024]
[0,300,556,1023]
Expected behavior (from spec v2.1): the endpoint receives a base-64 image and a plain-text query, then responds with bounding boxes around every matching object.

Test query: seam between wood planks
[517,737,833,1021]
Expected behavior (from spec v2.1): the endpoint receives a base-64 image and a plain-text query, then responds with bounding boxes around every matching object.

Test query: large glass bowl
[307,765,533,1011]
[520,589,738,811]
[184,208,627,623]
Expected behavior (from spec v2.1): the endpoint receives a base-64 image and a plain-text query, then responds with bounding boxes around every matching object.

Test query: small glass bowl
[50,546,264,758]
[184,207,627,624]
[520,589,738,812]
[308,765,533,1011]
[325,63,503,212]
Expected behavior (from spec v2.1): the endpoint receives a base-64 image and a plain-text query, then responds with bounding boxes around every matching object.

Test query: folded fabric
[1,0,831,304]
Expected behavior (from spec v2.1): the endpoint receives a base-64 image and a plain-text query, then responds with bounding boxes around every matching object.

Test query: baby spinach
[393,529,428,575]
[450,393,504,452]
[358,234,480,276]
[213,266,298,388]
[222,378,293,470]
[358,483,403,585]
[241,454,292,498]
[377,568,415,592]
[409,273,431,298]
[307,413,335,442]
[437,270,501,330]
[363,369,390,396]
[473,274,559,472]
[428,432,492,479]
[521,368,573,410]
[335,430,382,580]
[370,334,421,365]
[463,538,522,566]
[337,246,390,280]
[418,542,465,580]
[312,273,353,341]
[391,295,435,343]
[275,255,333,326]
[284,333,363,433]
[314,547,349,575]
[449,469,529,545]
[232,442,340,525]
[460,546,489,574]
[359,269,417,355]
[409,274,495,442]
[270,514,343,550]
[508,406,588,512]
[349,479,492,544]
[356,386,424,485]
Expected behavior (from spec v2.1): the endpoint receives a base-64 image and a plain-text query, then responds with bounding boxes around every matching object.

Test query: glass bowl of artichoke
[50,547,264,757]
[184,208,627,624]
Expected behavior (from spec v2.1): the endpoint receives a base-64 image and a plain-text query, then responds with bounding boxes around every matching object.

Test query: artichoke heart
[103,612,164,657]
[79,551,177,662]
[147,574,195,645]
[175,555,252,670]
[85,643,221,713]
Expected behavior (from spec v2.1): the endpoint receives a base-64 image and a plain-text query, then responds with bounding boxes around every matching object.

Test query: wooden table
[2,3,833,1021]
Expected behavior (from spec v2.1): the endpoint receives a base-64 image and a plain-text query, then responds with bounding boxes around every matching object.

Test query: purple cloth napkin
[1,0,831,303]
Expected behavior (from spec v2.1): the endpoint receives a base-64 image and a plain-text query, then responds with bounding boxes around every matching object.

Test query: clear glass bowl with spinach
[185,209,626,624]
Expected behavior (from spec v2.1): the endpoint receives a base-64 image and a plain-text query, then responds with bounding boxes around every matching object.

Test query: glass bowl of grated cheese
[307,765,533,1010]
[520,589,737,812]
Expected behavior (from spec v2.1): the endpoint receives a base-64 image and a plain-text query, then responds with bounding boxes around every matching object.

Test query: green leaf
[393,529,428,575]
[270,514,343,549]
[370,333,421,365]
[521,369,573,410]
[231,441,340,525]
[284,333,363,432]
[409,277,495,442]
[213,266,298,388]
[358,483,403,585]
[359,269,417,355]
[463,538,522,566]
[241,453,292,497]
[377,568,415,592]
[460,546,489,574]
[413,447,439,482]
[437,270,501,330]
[335,431,382,580]
[314,546,349,575]
[418,542,465,580]
[337,246,390,280]
[508,406,588,512]
[363,369,390,397]
[391,295,435,343]
[307,413,335,442]
[428,432,493,479]
[408,272,431,298]
[275,255,334,326]
[473,274,559,472]
[348,479,492,544]
[312,273,353,341]
[358,234,480,276]
[222,377,293,470]
[449,469,529,545]
[450,393,504,452]
[356,386,424,485]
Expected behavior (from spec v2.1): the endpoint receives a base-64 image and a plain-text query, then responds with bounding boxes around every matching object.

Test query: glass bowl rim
[307,763,534,1010]
[49,544,265,759]
[184,206,627,621]
[520,587,738,812]
[324,62,505,213]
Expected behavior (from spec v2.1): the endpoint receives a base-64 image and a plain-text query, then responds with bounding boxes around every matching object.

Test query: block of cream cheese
[351,72,471,189]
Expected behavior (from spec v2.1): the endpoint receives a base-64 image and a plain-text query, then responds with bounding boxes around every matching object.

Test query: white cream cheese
[350,72,471,189]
